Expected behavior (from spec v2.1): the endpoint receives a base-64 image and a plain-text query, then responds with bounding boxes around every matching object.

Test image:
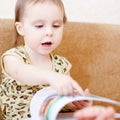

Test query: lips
[41,41,53,48]
[41,41,52,45]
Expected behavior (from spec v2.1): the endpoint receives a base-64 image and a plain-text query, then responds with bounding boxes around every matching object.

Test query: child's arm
[3,55,84,96]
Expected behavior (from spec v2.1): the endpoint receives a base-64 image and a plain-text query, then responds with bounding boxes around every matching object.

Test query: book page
[30,87,120,120]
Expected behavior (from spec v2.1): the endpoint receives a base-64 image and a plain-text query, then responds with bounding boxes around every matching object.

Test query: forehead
[22,2,63,21]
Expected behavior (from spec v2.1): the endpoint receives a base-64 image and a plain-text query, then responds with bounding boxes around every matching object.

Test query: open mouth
[41,42,52,48]
[42,42,52,45]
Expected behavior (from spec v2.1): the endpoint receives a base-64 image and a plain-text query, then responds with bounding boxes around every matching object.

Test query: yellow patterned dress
[0,45,71,120]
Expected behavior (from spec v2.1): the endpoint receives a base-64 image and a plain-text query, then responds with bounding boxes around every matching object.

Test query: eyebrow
[32,19,63,24]
[53,20,63,23]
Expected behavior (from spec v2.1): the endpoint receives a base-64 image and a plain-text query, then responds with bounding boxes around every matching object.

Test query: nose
[45,26,53,37]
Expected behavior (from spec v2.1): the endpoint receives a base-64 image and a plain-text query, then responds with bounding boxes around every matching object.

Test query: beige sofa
[0,19,120,118]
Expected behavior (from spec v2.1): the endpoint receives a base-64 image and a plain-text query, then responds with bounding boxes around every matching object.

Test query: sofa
[0,19,120,118]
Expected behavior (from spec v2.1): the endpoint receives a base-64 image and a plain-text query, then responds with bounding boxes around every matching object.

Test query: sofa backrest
[0,19,120,112]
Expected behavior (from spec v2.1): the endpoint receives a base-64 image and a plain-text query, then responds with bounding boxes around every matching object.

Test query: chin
[38,51,51,56]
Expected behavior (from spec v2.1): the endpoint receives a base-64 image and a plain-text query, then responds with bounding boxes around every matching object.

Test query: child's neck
[24,46,52,70]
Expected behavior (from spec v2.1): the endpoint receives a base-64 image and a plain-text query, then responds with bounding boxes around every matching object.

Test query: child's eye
[35,25,44,28]
[53,25,60,28]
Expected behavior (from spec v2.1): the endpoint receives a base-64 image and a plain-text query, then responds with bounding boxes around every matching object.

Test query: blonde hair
[14,0,67,44]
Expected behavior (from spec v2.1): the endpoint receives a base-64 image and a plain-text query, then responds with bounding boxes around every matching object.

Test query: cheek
[25,30,39,41]
[55,32,63,43]
[56,29,63,39]
[58,31,63,42]
[54,35,62,47]
[24,35,38,47]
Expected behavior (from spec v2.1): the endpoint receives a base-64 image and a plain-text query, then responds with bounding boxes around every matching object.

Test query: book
[30,87,120,120]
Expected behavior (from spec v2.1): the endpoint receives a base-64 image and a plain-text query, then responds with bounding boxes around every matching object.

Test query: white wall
[63,0,120,24]
[0,0,16,19]
[0,0,120,24]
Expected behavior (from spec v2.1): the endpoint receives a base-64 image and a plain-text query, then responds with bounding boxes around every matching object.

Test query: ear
[15,22,24,36]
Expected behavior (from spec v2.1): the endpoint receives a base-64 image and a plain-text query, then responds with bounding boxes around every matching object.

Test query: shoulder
[2,45,26,57]
[3,45,25,56]
[1,45,28,63]
[52,54,72,74]
[53,54,71,65]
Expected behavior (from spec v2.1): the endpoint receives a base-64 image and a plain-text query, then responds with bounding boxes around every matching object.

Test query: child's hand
[48,73,84,96]
[68,88,92,111]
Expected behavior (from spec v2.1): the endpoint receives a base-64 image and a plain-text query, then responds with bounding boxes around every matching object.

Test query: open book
[30,87,120,120]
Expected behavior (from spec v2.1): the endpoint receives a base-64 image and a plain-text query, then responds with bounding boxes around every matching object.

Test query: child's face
[15,2,64,55]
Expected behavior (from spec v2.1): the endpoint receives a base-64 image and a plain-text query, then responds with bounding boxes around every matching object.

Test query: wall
[0,0,120,24]
[62,0,120,24]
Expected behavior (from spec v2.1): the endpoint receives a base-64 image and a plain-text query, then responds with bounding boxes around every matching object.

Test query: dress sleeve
[1,46,28,74]
[61,56,72,74]
[53,54,72,75]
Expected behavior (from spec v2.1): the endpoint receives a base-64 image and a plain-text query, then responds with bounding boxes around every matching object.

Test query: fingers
[74,106,115,120]
[72,88,92,109]
[60,84,73,96]
[84,88,93,106]
[74,106,103,119]
[50,74,84,96]
[84,88,90,95]
[96,107,115,120]
[72,100,92,109]
[65,103,78,112]
[72,101,88,110]
[56,86,72,96]
[55,78,84,96]
[73,88,92,107]
[72,80,84,95]
[74,107,95,119]
[55,80,74,96]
